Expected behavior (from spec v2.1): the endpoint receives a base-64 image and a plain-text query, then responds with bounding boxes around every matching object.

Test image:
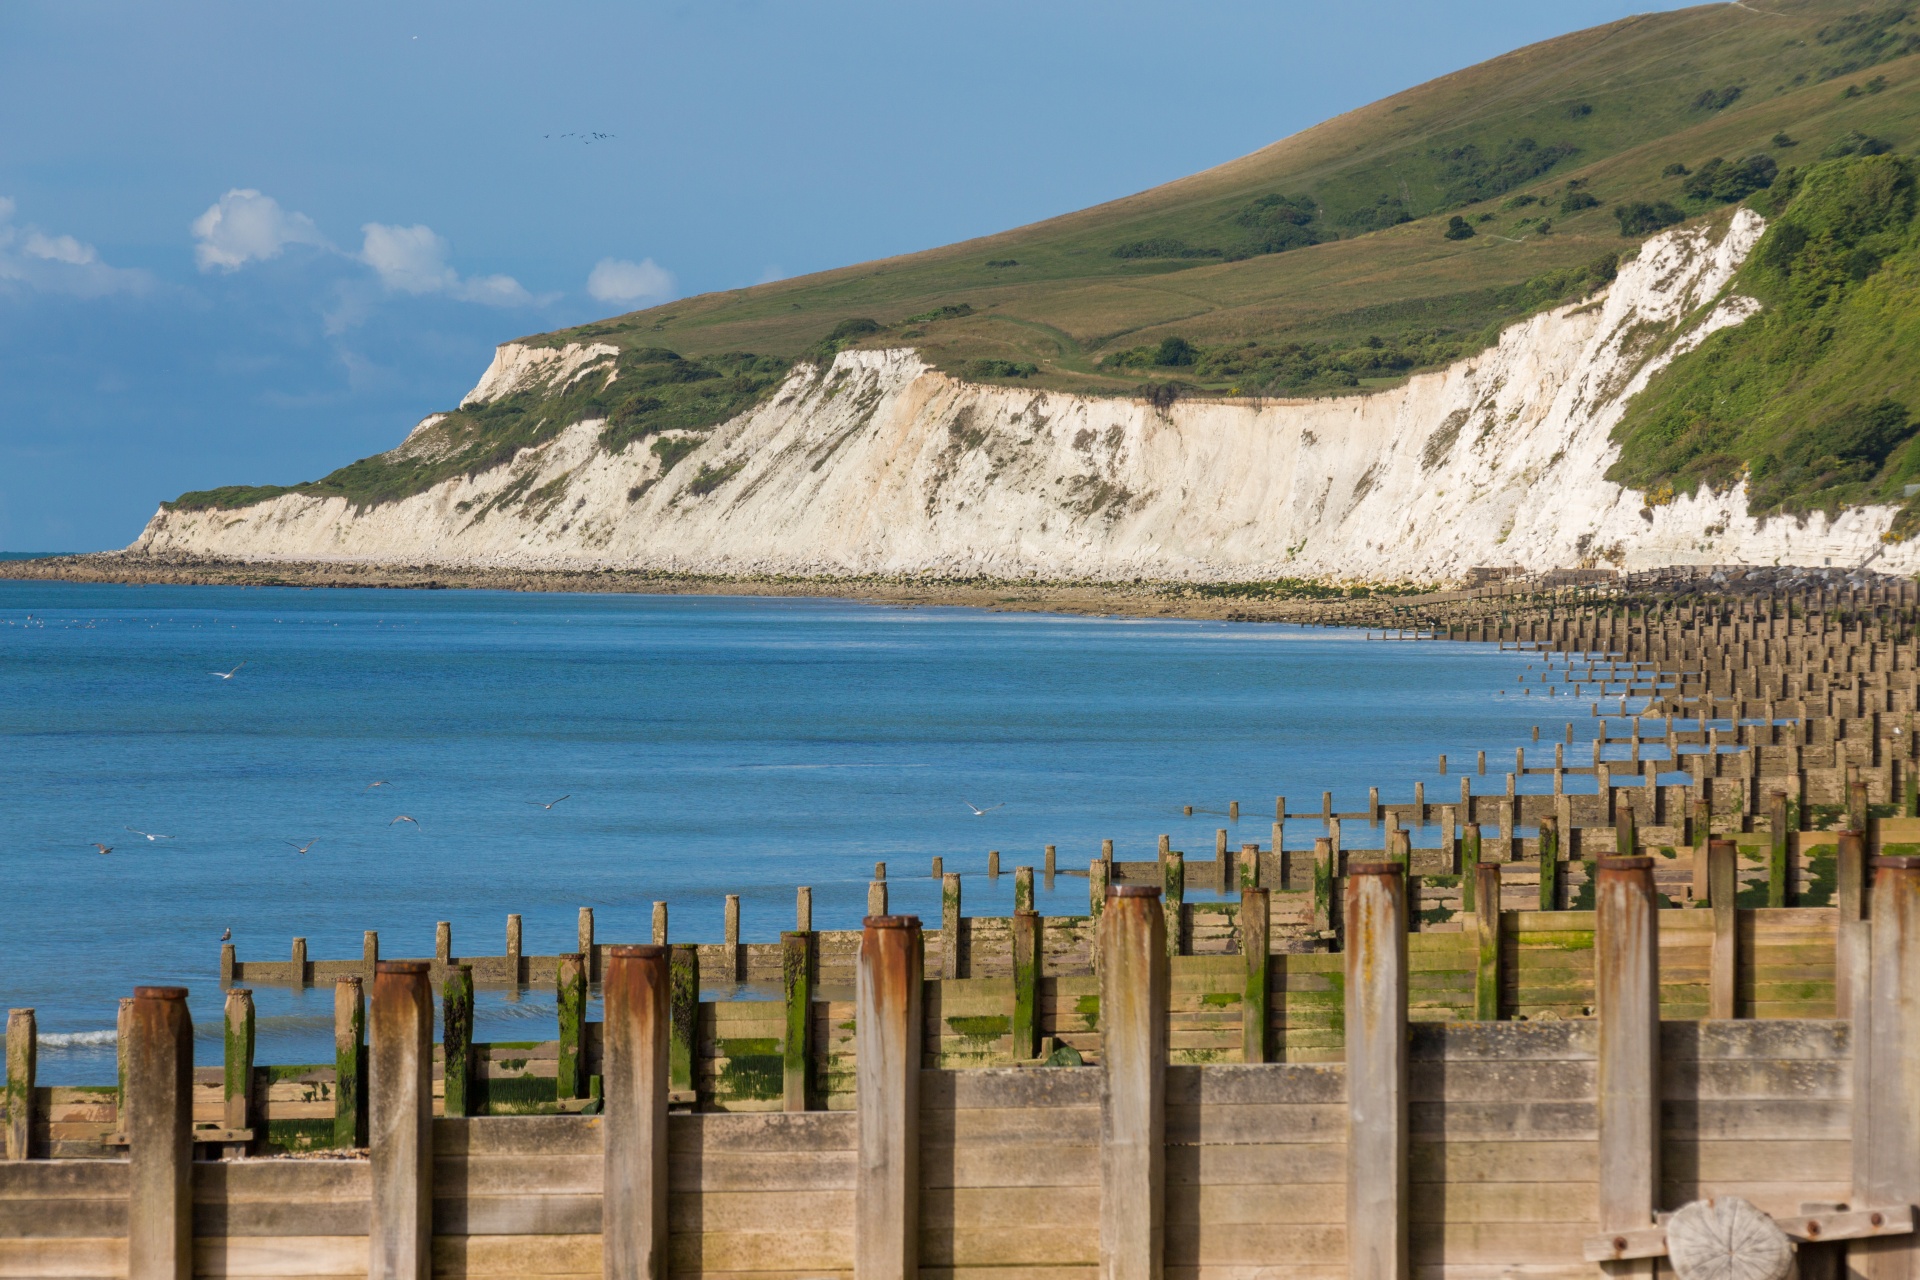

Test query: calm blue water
[1,582,1585,1079]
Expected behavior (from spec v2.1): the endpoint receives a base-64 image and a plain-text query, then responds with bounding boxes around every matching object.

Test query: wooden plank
[0,1198,128,1236]
[920,1070,1100,1110]
[1164,1143,1345,1186]
[919,1108,1099,1144]
[434,1154,600,1196]
[1410,1140,1596,1183]
[668,1188,856,1232]
[921,1143,1099,1189]
[430,1233,602,1275]
[0,1238,127,1278]
[1163,1103,1345,1145]
[432,1115,600,1157]
[0,1161,128,1197]
[667,1229,851,1272]
[1163,1223,1345,1266]
[1408,1181,1598,1223]
[194,1199,367,1237]
[667,1150,857,1193]
[921,1226,1099,1266]
[433,1193,598,1235]
[1163,1065,1344,1106]
[668,1111,855,1155]
[190,1235,364,1276]
[1161,1182,1344,1225]
[919,1185,1100,1227]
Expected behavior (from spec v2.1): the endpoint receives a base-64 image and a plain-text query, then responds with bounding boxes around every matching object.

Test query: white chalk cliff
[132,210,1918,581]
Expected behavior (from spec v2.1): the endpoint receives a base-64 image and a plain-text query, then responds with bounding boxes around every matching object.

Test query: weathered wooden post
[1012,908,1040,1063]
[1100,886,1167,1280]
[1596,856,1660,1278]
[942,873,963,980]
[1708,839,1737,1020]
[434,922,450,967]
[1312,837,1334,938]
[797,886,813,932]
[577,909,595,981]
[989,850,1002,878]
[669,944,699,1105]
[783,929,814,1111]
[1045,844,1057,877]
[1538,815,1561,911]
[370,961,432,1280]
[1242,887,1269,1064]
[603,944,669,1280]
[1015,865,1035,913]
[868,878,888,917]
[1837,830,1868,1017]
[1852,777,1872,839]
[1240,843,1261,891]
[1090,861,1108,919]
[292,937,308,989]
[1769,790,1791,908]
[126,986,192,1280]
[724,894,742,982]
[222,987,255,1156]
[856,915,924,1280]
[652,901,668,947]
[5,1009,33,1160]
[1461,825,1484,911]
[441,965,474,1119]
[556,954,588,1102]
[220,942,235,987]
[1346,864,1408,1280]
[506,913,522,986]
[334,977,364,1149]
[1474,864,1501,1021]
[1164,851,1186,960]
[1691,793,1712,902]
[1856,855,1920,1280]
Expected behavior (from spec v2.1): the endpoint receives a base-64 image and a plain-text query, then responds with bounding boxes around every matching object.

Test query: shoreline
[0,553,1391,623]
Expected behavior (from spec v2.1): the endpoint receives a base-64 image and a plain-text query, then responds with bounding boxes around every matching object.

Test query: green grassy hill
[173,0,1920,516]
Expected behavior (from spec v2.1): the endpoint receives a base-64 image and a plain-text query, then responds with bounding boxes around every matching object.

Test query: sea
[0,579,1594,1081]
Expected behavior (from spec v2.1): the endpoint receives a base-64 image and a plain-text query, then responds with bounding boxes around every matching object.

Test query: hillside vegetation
[172,0,1920,514]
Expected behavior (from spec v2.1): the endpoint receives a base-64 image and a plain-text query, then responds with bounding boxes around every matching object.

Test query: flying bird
[124,826,172,841]
[285,838,318,854]
[526,795,571,810]
[210,663,246,680]
[92,843,112,855]
[364,780,391,791]
[389,815,421,828]
[220,928,231,942]
[964,801,1004,816]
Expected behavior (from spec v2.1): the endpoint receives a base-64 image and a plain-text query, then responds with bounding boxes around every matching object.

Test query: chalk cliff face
[130,210,1919,581]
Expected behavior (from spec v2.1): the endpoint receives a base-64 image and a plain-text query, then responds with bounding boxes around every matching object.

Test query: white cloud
[587,257,675,305]
[192,189,329,272]
[0,198,150,297]
[359,222,533,306]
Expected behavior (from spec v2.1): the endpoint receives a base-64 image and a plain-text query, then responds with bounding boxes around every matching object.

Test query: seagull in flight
[285,838,318,854]
[124,826,173,842]
[210,662,246,680]
[964,801,1005,816]
[364,780,391,791]
[92,843,113,855]
[526,795,571,810]
[389,815,421,828]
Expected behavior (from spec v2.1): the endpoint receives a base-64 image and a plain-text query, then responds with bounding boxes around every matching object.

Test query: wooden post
[1012,909,1040,1063]
[5,1009,32,1160]
[1090,861,1108,920]
[334,978,364,1149]
[1615,807,1637,858]
[669,945,699,1104]
[652,901,668,947]
[1692,793,1713,903]
[1769,790,1790,908]
[989,850,1001,877]
[222,987,255,1156]
[577,909,595,981]
[1045,845,1057,876]
[370,961,432,1280]
[126,986,192,1280]
[1158,834,1170,865]
[220,943,235,987]
[942,873,963,980]
[603,945,669,1280]
[1163,851,1186,960]
[1538,816,1561,911]
[1838,830,1867,1018]
[1015,865,1035,913]
[1241,887,1269,1064]
[1346,864,1408,1280]
[556,954,587,1101]
[1596,856,1660,1274]
[1474,863,1501,1021]
[441,965,473,1119]
[1100,886,1167,1280]
[1852,777,1872,838]
[434,923,450,967]
[364,931,380,977]
[1709,840,1736,1020]
[783,930,814,1112]
[856,915,924,1280]
[1461,825,1483,911]
[1858,855,1920,1280]
[292,937,308,989]
[797,887,813,932]
[1312,837,1334,937]
[868,879,888,917]
[506,914,522,986]
[1240,843,1261,891]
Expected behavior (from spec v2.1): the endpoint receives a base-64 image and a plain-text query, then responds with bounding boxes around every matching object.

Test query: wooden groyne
[9,572,1920,1279]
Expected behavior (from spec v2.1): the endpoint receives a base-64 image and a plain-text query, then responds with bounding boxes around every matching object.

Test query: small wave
[39,1030,116,1049]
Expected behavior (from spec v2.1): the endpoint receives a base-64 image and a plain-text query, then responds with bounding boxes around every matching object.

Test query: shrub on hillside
[1682,154,1779,203]
[1824,131,1894,160]
[1443,216,1476,241]
[1614,201,1687,235]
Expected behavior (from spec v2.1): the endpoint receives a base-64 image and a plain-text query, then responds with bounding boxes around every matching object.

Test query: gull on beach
[526,795,571,810]
[124,826,172,841]
[92,843,112,855]
[964,801,1005,816]
[285,839,318,854]
[389,815,421,828]
[210,663,246,680]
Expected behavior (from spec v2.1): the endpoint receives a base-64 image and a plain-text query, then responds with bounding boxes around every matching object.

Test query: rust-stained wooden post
[369,961,432,1280]
[1241,887,1269,1063]
[783,930,814,1111]
[334,977,364,1149]
[856,915,924,1280]
[222,987,255,1157]
[1838,830,1867,1018]
[5,1009,33,1160]
[604,944,669,1280]
[127,986,192,1280]
[669,944,699,1105]
[1769,790,1791,908]
[441,965,473,1119]
[1100,886,1167,1280]
[1709,839,1737,1020]
[1474,863,1501,1020]
[942,873,963,980]
[556,953,587,1102]
[1596,856,1660,1277]
[1858,855,1920,1280]
[1012,908,1040,1063]
[1346,863,1407,1280]
[1163,851,1186,960]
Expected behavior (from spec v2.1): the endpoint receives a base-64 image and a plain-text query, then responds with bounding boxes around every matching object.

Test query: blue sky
[0,0,1694,551]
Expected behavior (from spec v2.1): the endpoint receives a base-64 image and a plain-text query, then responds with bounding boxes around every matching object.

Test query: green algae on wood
[441,966,474,1118]
[670,944,699,1097]
[556,954,588,1102]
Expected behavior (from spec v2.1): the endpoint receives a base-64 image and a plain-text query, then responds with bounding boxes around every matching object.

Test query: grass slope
[173,0,1920,513]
